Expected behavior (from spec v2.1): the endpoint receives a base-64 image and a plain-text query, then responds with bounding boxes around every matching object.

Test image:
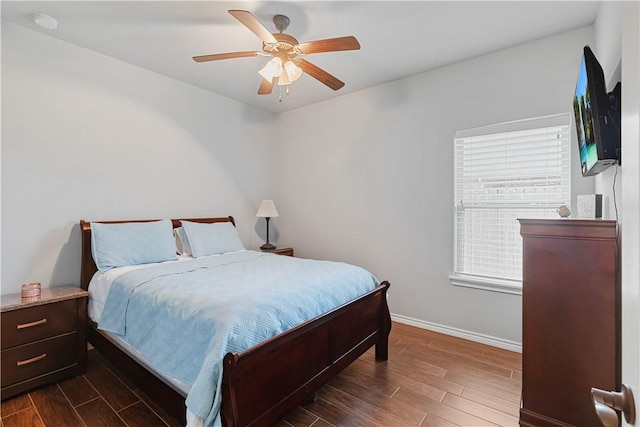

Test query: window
[451,114,571,294]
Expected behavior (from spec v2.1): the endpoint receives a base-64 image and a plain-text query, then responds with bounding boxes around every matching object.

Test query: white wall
[274,27,594,345]
[1,18,600,345]
[619,2,640,420]
[594,2,623,219]
[1,22,276,295]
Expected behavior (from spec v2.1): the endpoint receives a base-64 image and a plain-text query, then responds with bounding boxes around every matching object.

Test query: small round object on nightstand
[557,205,571,218]
[21,282,41,299]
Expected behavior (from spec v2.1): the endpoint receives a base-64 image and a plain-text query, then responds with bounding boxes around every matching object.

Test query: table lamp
[256,200,279,250]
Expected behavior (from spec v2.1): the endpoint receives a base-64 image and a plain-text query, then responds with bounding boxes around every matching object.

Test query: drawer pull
[16,318,47,329]
[16,353,47,366]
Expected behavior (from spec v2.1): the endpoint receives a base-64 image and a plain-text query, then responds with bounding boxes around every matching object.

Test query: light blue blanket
[98,250,377,426]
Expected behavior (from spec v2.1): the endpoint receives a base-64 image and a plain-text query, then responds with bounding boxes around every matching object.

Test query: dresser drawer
[1,332,78,387]
[1,299,77,350]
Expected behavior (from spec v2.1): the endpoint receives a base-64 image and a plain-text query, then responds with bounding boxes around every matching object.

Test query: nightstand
[1,286,88,400]
[262,247,294,257]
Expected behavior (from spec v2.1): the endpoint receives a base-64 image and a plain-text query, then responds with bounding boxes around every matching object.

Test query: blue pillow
[180,221,245,257]
[91,220,178,273]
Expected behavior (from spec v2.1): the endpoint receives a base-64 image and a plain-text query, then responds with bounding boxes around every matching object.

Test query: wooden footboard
[220,281,391,427]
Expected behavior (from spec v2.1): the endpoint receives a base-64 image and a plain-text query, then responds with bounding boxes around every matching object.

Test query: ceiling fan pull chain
[279,85,283,102]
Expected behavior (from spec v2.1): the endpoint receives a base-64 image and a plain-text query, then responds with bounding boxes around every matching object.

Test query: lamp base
[260,242,276,250]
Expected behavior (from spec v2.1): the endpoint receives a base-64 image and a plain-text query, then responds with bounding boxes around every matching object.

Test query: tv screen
[572,46,620,177]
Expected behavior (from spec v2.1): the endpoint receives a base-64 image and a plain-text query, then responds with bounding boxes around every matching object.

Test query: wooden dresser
[1,286,88,400]
[518,219,619,427]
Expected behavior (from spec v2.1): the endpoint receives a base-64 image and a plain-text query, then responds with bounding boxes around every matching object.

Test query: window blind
[453,114,571,286]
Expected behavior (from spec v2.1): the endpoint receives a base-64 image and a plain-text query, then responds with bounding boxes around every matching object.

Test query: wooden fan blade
[228,10,278,44]
[294,59,345,91]
[193,51,261,63]
[297,36,360,55]
[258,77,274,95]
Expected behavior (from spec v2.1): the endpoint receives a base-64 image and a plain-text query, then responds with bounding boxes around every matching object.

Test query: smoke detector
[33,13,58,30]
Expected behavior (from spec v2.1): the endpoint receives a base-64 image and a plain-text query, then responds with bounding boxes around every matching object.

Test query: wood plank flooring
[1,322,521,426]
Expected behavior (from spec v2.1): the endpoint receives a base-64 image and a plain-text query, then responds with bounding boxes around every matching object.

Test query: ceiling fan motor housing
[263,33,300,58]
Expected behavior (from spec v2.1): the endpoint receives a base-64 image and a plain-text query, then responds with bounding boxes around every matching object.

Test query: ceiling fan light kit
[193,10,360,101]
[259,57,302,83]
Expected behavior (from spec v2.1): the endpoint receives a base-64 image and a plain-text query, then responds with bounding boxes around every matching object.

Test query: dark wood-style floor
[1,322,521,427]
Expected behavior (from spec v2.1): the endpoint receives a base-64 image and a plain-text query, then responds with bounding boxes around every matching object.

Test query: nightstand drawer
[1,299,77,350]
[1,332,78,386]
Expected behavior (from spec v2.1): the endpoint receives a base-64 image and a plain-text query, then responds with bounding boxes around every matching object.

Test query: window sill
[449,274,522,296]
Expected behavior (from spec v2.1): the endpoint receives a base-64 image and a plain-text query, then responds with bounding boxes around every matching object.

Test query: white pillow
[180,221,245,257]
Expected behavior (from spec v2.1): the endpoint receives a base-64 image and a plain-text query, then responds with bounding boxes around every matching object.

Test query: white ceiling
[1,1,601,113]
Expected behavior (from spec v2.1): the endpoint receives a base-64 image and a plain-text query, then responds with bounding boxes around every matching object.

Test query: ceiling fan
[193,10,361,98]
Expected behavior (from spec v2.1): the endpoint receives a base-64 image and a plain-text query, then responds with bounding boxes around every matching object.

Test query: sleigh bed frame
[79,217,391,426]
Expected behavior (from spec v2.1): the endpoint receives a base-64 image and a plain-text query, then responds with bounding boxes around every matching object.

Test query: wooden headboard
[79,216,235,290]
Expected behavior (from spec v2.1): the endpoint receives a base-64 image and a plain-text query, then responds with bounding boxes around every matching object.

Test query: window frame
[450,114,572,295]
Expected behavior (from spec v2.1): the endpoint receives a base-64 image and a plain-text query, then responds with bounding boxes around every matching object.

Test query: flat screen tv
[572,45,621,177]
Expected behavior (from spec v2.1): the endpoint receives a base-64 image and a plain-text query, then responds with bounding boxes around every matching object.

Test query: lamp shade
[258,57,283,81]
[278,61,303,86]
[284,61,303,82]
[256,200,279,218]
[277,68,292,86]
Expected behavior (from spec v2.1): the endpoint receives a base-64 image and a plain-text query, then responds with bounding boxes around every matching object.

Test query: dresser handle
[16,353,47,366]
[16,318,47,329]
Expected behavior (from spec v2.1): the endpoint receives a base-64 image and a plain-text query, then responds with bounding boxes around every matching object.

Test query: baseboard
[391,313,522,353]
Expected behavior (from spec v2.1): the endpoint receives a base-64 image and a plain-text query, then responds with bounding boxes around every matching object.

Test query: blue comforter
[98,250,377,426]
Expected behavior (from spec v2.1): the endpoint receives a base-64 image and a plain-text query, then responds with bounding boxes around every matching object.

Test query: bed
[79,216,391,426]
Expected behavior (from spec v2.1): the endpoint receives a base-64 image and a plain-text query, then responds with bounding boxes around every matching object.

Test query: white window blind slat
[453,114,571,284]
